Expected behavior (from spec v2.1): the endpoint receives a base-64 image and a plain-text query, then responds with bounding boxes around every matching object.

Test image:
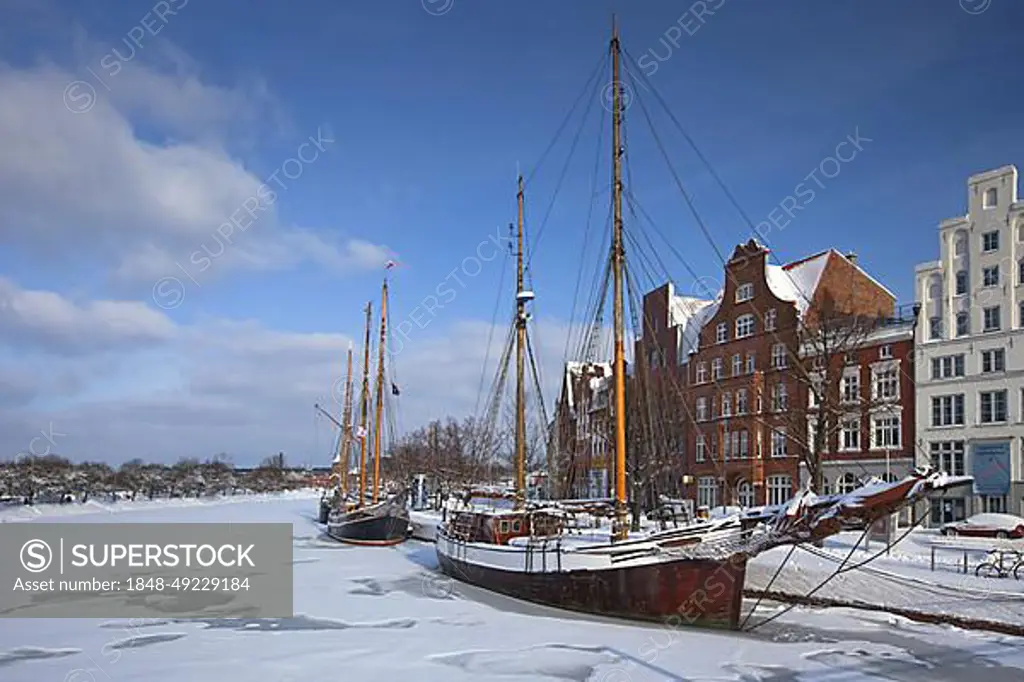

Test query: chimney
[845,251,858,264]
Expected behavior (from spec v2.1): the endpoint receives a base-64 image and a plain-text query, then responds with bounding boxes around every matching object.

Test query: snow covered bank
[0,488,319,523]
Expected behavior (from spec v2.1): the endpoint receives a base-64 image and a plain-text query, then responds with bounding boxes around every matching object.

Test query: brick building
[548,361,614,498]
[636,239,913,508]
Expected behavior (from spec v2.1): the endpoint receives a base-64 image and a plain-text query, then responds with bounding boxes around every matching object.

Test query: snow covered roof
[765,251,829,315]
[561,361,612,409]
[765,249,895,317]
[670,292,719,362]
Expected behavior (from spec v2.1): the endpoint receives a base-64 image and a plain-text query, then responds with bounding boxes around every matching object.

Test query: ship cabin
[447,509,563,546]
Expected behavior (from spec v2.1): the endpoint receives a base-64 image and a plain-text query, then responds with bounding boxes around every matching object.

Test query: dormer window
[984,187,998,208]
[735,283,754,303]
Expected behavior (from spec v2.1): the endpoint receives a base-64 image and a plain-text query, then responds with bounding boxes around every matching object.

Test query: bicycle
[974,549,1023,579]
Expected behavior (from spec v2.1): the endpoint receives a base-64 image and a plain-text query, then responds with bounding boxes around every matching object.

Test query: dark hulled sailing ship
[435,20,972,629]
[327,274,410,546]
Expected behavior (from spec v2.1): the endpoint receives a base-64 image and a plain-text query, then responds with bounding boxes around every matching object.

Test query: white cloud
[0,277,573,465]
[0,276,176,354]
[0,58,389,288]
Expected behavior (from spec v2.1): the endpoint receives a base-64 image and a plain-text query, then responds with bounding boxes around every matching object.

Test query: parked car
[940,513,1024,539]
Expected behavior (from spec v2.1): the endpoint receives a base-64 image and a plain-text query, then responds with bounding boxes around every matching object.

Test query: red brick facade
[631,239,916,508]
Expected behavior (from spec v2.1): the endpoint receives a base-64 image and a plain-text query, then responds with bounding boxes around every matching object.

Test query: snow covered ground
[2,496,1023,681]
[748,529,1024,628]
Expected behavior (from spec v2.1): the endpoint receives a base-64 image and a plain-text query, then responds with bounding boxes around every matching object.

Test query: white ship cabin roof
[666,282,718,363]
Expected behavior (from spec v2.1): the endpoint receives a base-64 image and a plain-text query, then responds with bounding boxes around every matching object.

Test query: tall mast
[610,17,629,541]
[338,342,354,497]
[371,278,388,504]
[357,302,373,508]
[514,175,527,509]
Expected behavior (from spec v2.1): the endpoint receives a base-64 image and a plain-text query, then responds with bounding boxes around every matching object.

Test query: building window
[807,419,819,453]
[929,317,942,340]
[836,473,860,495]
[983,265,1000,287]
[738,430,749,458]
[955,270,967,295]
[712,358,723,380]
[697,476,718,508]
[956,312,969,337]
[808,375,822,408]
[841,371,860,403]
[879,344,892,359]
[930,441,965,476]
[954,233,967,256]
[735,314,755,339]
[872,415,901,449]
[982,230,999,252]
[873,366,898,400]
[745,352,755,374]
[771,428,787,457]
[721,393,732,418]
[841,418,861,451]
[696,397,708,422]
[982,495,1007,513]
[981,348,1005,373]
[771,343,787,369]
[771,383,787,412]
[984,187,998,208]
[1020,301,1024,329]
[980,389,1008,423]
[983,306,1001,332]
[736,480,754,508]
[767,475,792,506]
[1019,259,1024,286]
[696,435,706,462]
[931,354,965,379]
[931,394,965,427]
[696,362,708,384]
[764,308,777,331]
[727,353,739,377]
[716,322,728,344]
[736,389,748,415]
[735,283,754,302]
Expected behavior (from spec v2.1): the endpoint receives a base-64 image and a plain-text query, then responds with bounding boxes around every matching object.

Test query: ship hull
[435,531,746,629]
[327,502,410,546]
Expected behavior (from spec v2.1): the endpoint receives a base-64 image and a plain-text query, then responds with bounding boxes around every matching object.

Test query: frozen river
[2,494,1022,681]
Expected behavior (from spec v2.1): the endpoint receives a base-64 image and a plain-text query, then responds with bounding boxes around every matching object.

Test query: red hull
[436,545,747,629]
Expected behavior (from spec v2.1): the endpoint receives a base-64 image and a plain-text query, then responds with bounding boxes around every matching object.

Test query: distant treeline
[0,452,312,504]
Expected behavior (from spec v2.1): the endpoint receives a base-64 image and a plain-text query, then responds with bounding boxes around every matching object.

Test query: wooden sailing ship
[315,341,357,523]
[327,275,410,546]
[435,20,973,629]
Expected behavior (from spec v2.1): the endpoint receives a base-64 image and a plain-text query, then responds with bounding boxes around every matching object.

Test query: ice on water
[1,493,1022,682]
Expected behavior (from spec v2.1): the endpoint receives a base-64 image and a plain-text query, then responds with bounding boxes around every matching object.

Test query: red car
[940,513,1024,539]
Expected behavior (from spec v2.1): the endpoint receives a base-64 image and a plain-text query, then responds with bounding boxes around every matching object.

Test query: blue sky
[1,0,1023,465]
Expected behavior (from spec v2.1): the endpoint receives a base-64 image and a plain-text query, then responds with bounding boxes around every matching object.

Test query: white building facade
[915,165,1024,524]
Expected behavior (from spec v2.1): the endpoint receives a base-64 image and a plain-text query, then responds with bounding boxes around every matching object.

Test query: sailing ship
[327,275,411,545]
[315,342,357,523]
[435,20,973,629]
